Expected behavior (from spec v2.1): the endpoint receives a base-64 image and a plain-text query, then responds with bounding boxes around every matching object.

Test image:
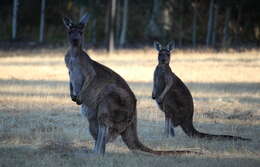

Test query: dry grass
[0,49,260,167]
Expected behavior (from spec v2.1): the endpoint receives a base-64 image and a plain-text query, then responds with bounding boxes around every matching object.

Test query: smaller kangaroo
[152,41,251,141]
[63,14,199,155]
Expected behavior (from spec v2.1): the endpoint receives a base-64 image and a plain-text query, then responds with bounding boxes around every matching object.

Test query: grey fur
[153,41,162,51]
[63,14,198,155]
[166,41,175,52]
[152,42,250,141]
[63,17,73,29]
[79,13,90,26]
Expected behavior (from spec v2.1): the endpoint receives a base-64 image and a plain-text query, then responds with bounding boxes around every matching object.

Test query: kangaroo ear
[166,41,175,52]
[154,41,162,51]
[63,17,73,29]
[79,13,90,26]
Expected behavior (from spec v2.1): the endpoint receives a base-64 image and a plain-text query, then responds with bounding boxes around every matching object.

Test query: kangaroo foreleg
[77,64,96,104]
[157,75,173,103]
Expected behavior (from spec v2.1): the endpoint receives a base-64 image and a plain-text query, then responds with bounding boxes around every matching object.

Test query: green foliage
[0,0,259,47]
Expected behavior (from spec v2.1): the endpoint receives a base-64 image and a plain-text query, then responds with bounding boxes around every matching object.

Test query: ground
[0,48,260,167]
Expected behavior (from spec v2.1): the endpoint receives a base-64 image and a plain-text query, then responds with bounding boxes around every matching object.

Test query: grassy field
[0,49,260,167]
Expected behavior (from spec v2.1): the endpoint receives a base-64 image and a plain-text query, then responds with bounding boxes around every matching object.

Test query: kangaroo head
[154,41,175,65]
[63,13,90,47]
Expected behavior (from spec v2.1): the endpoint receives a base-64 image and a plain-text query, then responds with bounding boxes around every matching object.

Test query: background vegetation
[1,0,260,50]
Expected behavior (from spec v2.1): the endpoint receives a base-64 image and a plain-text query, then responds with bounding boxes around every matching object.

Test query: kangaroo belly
[81,81,105,111]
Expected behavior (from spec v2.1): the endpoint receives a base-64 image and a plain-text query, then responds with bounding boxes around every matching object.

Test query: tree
[39,0,46,43]
[211,4,218,46]
[222,7,231,48]
[119,0,128,48]
[178,0,184,47]
[108,0,116,53]
[115,0,121,43]
[12,0,19,40]
[145,0,162,40]
[192,2,198,47]
[206,0,214,47]
[1,0,260,47]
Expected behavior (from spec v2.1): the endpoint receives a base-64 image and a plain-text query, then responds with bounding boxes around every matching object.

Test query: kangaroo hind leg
[165,116,175,137]
[94,97,120,155]
[94,124,108,155]
[94,101,111,155]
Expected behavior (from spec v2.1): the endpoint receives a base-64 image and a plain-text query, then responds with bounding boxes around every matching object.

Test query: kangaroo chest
[68,56,85,94]
[154,66,168,95]
[68,56,84,77]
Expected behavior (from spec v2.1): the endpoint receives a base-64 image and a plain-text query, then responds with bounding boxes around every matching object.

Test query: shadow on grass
[1,78,260,93]
[128,81,260,94]
[0,78,67,87]
[0,61,64,66]
[0,144,260,167]
[1,78,260,104]
[0,90,67,98]
[0,78,258,147]
[0,79,260,93]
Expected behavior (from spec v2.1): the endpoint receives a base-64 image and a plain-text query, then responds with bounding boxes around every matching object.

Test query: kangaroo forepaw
[76,99,82,105]
[71,95,77,102]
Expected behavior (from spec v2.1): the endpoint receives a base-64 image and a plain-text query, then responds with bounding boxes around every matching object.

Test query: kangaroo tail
[181,120,251,141]
[121,119,200,156]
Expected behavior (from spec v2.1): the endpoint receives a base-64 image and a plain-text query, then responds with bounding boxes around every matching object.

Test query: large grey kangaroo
[63,14,198,155]
[152,41,250,141]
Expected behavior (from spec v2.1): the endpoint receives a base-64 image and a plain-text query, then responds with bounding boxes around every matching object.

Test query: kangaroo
[63,14,199,155]
[152,41,250,141]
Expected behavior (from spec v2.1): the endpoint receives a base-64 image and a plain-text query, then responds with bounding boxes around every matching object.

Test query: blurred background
[1,0,260,51]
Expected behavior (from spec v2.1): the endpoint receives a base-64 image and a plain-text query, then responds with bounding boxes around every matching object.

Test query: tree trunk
[119,0,128,48]
[145,0,161,40]
[105,1,110,47]
[222,7,231,48]
[108,0,116,53]
[116,0,121,43]
[178,0,183,47]
[39,0,46,43]
[234,4,242,46]
[12,0,19,40]
[192,3,197,48]
[79,6,86,48]
[211,4,218,47]
[206,0,214,47]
